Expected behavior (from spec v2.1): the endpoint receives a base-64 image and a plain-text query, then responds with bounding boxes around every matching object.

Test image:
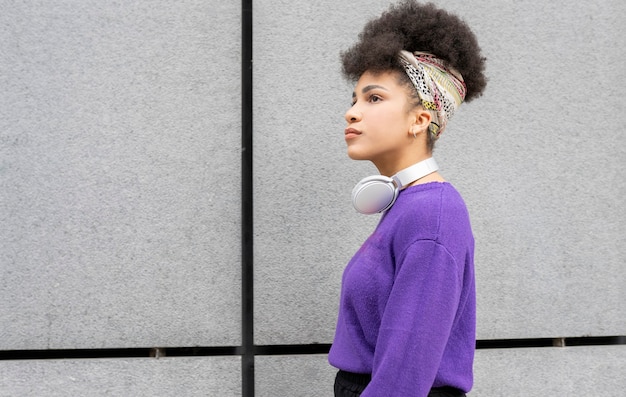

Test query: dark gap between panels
[0,336,623,361]
[0,346,241,361]
[476,335,626,349]
[240,0,254,396]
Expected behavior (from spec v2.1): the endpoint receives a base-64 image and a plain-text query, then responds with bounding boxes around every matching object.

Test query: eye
[368,94,382,103]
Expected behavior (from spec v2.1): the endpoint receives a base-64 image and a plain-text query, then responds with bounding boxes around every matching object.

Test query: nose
[345,104,361,123]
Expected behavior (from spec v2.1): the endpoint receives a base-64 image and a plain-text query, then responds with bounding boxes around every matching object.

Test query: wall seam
[241,0,254,396]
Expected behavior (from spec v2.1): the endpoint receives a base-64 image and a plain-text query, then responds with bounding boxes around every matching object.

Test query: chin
[346,147,370,161]
[347,152,369,161]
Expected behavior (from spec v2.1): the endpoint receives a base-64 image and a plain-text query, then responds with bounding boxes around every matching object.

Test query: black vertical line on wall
[241,0,254,396]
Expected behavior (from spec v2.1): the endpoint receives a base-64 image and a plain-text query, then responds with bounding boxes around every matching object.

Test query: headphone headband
[392,158,439,188]
[351,158,439,214]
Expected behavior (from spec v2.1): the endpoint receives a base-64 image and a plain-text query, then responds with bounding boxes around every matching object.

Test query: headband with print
[399,50,467,139]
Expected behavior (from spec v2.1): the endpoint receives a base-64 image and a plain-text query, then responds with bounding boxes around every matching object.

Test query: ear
[408,108,432,136]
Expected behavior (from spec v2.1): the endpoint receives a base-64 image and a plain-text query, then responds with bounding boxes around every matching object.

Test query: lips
[344,127,362,139]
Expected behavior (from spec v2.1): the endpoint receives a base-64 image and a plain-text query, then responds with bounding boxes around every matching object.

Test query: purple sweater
[329,182,476,396]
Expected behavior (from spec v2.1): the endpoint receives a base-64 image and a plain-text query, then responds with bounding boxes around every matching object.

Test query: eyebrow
[352,84,389,98]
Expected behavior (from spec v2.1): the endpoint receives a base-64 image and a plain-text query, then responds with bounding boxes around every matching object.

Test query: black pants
[334,370,466,397]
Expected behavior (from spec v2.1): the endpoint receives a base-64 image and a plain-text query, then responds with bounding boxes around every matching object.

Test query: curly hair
[341,1,486,102]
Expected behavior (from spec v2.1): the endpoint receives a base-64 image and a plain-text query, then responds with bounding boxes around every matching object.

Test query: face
[344,70,420,174]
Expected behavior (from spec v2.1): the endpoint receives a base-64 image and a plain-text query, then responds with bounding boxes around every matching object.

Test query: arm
[361,240,463,397]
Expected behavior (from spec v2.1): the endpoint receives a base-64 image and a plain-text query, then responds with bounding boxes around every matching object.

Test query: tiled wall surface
[1,0,624,395]
[0,357,242,396]
[1,1,242,350]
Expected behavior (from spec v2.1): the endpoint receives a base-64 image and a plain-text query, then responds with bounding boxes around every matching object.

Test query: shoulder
[392,182,467,220]
[382,182,471,243]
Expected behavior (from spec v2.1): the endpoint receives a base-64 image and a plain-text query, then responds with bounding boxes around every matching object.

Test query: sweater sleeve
[361,239,463,397]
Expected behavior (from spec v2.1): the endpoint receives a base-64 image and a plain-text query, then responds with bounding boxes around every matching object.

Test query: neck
[374,150,432,177]
[391,157,440,189]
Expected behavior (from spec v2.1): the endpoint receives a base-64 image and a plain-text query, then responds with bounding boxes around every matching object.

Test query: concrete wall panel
[0,356,241,397]
[253,1,385,345]
[255,346,626,396]
[0,1,242,349]
[435,0,626,340]
[253,0,626,344]
[256,355,335,397]
[473,345,626,396]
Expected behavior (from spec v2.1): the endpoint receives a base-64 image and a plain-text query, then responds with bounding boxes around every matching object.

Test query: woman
[328,1,487,396]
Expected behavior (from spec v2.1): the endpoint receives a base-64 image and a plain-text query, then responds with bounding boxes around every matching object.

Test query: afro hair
[341,1,486,102]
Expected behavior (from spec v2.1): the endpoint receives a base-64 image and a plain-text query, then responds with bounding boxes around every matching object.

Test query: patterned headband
[398,50,467,139]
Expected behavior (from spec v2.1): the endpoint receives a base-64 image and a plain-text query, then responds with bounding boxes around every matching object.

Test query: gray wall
[1,0,624,396]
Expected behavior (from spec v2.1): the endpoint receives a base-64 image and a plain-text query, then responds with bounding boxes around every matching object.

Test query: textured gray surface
[255,346,626,397]
[252,0,385,346]
[253,0,626,344]
[0,1,242,349]
[0,356,241,397]
[256,355,335,397]
[472,345,626,396]
[0,0,625,396]
[440,0,626,340]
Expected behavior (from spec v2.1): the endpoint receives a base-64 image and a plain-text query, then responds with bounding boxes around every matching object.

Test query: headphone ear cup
[351,175,399,214]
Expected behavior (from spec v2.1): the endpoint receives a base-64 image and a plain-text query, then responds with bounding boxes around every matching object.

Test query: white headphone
[351,157,439,214]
